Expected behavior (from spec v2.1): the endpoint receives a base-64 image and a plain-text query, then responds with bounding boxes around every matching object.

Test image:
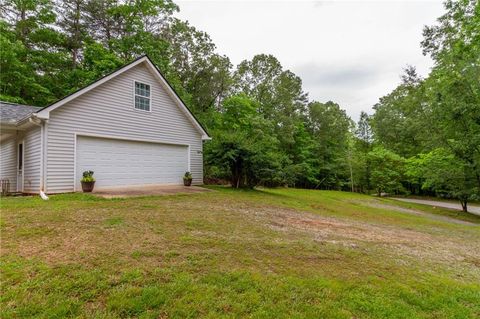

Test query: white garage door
[76,136,188,190]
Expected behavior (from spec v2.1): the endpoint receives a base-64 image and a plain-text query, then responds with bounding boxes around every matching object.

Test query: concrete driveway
[92,184,211,198]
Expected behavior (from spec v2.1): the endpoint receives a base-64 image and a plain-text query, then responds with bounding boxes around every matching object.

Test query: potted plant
[81,170,96,192]
[183,171,193,186]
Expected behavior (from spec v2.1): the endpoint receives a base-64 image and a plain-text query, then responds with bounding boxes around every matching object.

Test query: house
[0,56,210,194]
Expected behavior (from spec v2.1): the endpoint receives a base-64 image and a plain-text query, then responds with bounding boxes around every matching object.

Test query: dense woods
[1,0,479,211]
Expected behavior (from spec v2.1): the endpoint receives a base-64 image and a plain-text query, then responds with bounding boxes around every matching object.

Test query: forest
[1,0,479,211]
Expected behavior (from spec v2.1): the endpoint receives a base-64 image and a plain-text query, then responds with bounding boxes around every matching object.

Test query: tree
[369,0,480,200]
[0,21,31,103]
[83,0,177,60]
[421,0,479,61]
[308,101,353,189]
[282,122,319,188]
[406,148,479,212]
[163,19,232,122]
[1,0,68,105]
[368,147,405,196]
[356,111,373,145]
[352,112,373,192]
[370,66,432,158]
[56,0,88,67]
[421,0,480,190]
[233,54,308,147]
[204,95,283,188]
[232,54,321,187]
[1,0,57,47]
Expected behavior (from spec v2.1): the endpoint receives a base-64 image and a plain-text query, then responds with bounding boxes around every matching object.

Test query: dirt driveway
[391,198,480,216]
[92,184,211,198]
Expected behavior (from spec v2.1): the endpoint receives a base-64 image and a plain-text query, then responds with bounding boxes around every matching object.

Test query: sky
[175,0,446,120]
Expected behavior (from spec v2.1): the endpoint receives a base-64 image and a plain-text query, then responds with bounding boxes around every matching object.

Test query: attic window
[134,81,151,111]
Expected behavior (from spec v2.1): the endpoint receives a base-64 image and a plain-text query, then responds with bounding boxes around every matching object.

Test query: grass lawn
[1,187,480,318]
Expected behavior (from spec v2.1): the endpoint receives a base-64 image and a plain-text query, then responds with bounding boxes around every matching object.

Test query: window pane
[135,96,150,111]
[144,84,150,97]
[135,82,150,97]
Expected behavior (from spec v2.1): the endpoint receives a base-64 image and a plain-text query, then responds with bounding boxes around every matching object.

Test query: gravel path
[391,198,480,216]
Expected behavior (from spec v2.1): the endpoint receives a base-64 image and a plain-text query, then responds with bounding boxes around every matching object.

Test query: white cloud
[175,0,445,120]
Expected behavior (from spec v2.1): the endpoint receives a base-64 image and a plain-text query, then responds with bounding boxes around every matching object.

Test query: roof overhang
[0,131,16,142]
[0,117,40,131]
[0,117,42,141]
[0,123,18,130]
[35,56,211,140]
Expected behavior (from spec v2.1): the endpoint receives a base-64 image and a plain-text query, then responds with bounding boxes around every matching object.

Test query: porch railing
[1,179,10,196]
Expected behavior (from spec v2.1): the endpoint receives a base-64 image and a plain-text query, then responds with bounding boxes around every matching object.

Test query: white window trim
[133,80,152,112]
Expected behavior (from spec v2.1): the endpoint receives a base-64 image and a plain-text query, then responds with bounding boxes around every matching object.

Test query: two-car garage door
[76,136,188,190]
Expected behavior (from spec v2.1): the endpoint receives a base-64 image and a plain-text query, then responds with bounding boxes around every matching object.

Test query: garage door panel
[76,136,188,189]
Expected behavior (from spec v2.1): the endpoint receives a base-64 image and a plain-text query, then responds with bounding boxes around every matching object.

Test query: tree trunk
[231,160,243,188]
[461,200,468,213]
[475,170,480,190]
[72,49,78,67]
[20,9,28,46]
[349,160,354,192]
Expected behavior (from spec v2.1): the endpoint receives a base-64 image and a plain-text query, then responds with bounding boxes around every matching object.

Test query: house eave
[0,122,18,130]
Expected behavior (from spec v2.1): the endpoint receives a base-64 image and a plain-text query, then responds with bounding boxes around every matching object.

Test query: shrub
[81,170,95,182]
[183,171,192,180]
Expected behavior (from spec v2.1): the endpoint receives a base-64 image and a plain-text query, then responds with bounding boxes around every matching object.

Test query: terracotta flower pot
[81,181,95,192]
[183,178,192,186]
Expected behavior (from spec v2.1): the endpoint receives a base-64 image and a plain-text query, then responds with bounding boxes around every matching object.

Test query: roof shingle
[0,101,41,124]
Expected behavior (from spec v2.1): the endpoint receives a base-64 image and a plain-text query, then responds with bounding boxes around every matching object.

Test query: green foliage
[351,112,373,192]
[81,170,95,182]
[205,95,284,188]
[369,0,480,210]
[234,54,308,152]
[368,147,405,196]
[406,148,479,211]
[165,19,232,119]
[308,101,353,189]
[183,171,192,181]
[281,122,319,188]
[371,66,431,158]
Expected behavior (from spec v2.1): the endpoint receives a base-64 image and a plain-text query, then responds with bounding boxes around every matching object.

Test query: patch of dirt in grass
[253,206,480,268]
[259,207,430,243]
[8,212,169,267]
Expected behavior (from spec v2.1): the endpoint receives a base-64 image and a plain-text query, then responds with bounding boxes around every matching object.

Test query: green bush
[81,171,95,183]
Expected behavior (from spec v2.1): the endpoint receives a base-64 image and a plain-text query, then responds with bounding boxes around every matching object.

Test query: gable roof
[34,55,210,140]
[0,101,41,124]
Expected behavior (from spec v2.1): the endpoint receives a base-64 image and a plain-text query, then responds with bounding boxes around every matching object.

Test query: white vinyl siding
[0,138,17,192]
[46,63,203,193]
[0,128,40,193]
[23,126,41,193]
